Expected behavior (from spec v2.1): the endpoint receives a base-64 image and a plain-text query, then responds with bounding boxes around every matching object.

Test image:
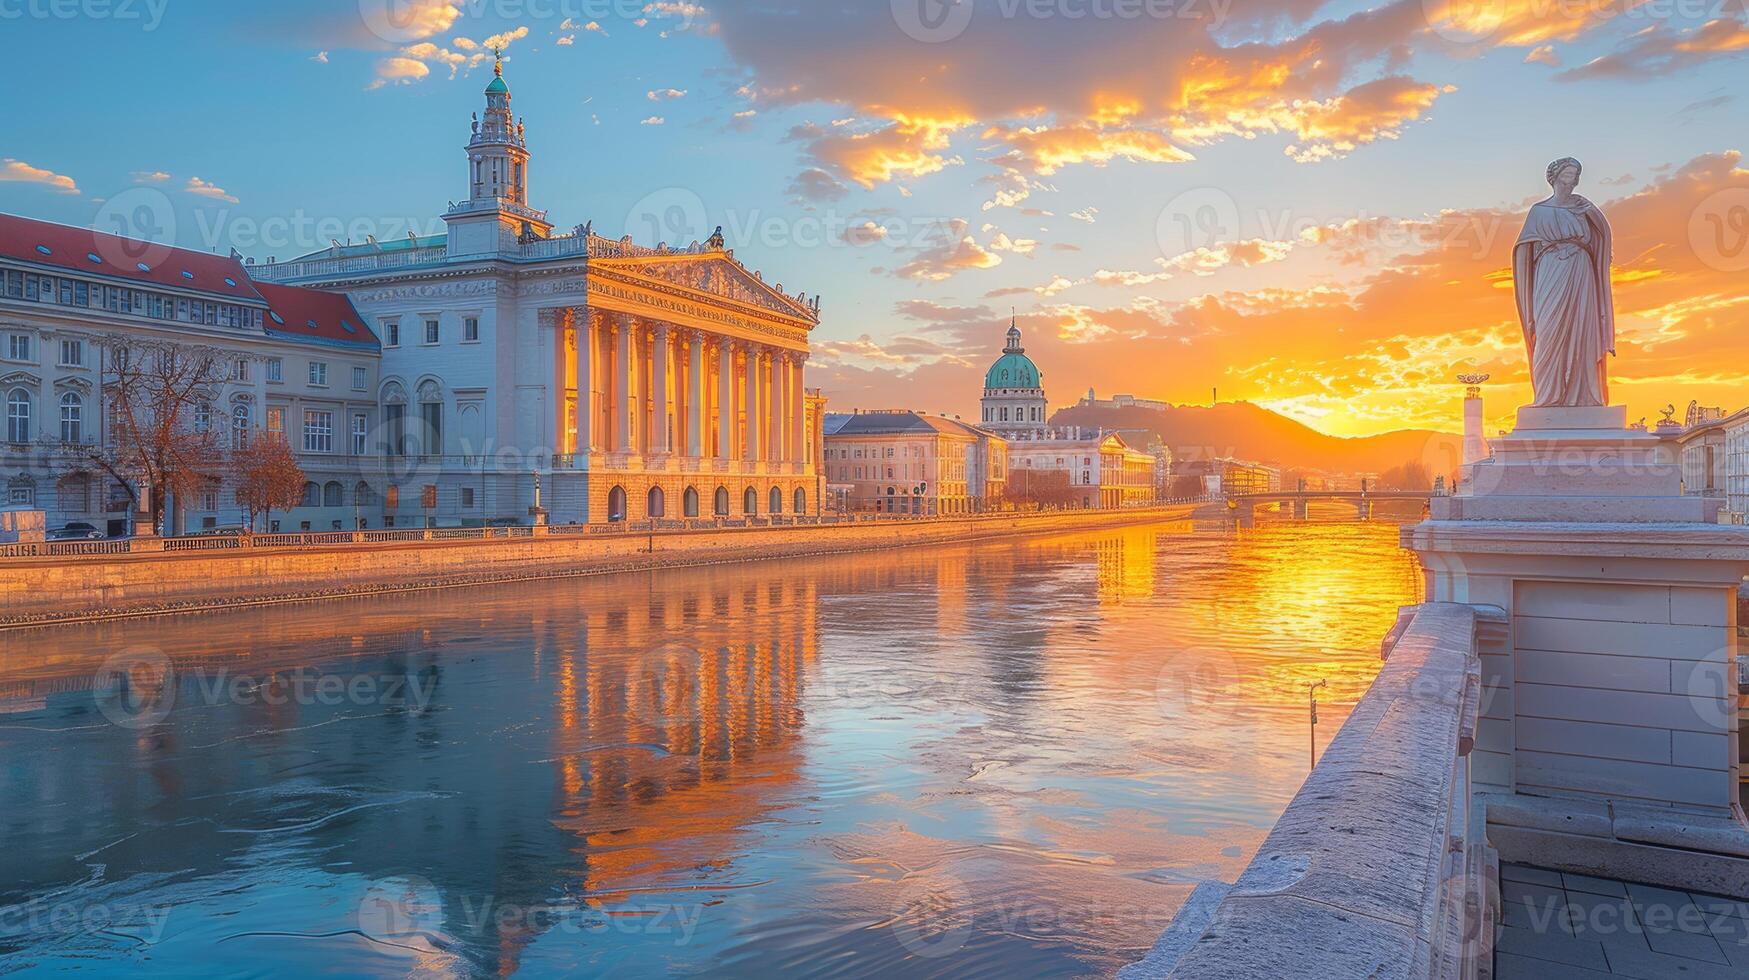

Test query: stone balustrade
[1125,602,1502,980]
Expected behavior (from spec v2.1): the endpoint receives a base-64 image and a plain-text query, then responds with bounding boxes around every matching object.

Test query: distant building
[1726,412,1749,523]
[1078,389,1172,412]
[822,411,1006,515]
[1672,405,1743,509]
[979,318,1048,437]
[1216,458,1282,496]
[1007,431,1156,509]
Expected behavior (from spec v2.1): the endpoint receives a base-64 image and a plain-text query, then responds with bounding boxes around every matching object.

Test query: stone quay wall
[0,506,1203,628]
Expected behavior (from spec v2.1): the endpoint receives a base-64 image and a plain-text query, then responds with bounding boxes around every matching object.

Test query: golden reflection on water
[0,516,1421,978]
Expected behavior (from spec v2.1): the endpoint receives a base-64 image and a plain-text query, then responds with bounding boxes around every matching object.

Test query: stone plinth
[0,509,44,544]
[1408,402,1749,897]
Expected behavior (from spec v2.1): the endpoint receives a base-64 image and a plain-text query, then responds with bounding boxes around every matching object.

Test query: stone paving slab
[1498,863,1749,978]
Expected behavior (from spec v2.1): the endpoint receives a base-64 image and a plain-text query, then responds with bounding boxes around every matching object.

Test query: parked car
[47,522,105,541]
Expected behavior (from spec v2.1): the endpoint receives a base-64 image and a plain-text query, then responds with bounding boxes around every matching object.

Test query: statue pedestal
[1442,404,1716,523]
[1408,402,1749,896]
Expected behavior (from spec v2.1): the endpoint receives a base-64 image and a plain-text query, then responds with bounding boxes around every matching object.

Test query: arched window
[355,481,373,507]
[302,481,320,507]
[743,487,758,515]
[6,390,31,443]
[607,485,627,522]
[794,487,807,514]
[59,392,82,444]
[647,486,665,518]
[684,486,700,518]
[770,486,783,514]
[714,486,730,516]
[233,404,251,448]
[416,380,443,456]
[323,481,343,507]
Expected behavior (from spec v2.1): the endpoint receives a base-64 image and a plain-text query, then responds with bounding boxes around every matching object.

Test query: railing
[1126,602,1499,980]
[0,502,1209,560]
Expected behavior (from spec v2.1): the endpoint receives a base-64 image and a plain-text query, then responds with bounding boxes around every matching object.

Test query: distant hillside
[1049,401,1461,476]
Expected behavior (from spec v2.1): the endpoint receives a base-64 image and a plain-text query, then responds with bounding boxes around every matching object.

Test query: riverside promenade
[0,504,1209,628]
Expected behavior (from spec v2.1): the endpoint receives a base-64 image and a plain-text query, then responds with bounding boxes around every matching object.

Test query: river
[0,514,1423,977]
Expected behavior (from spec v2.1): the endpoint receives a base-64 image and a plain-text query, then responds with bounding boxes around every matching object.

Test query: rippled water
[0,514,1422,977]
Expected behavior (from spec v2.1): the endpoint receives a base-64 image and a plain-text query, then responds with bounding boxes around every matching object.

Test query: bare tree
[233,433,306,532]
[1002,468,1079,510]
[93,336,228,534]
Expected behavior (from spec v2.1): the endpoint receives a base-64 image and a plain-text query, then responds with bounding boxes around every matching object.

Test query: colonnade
[556,308,808,467]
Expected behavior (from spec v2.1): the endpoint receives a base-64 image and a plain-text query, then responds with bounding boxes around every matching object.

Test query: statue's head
[1545,157,1582,192]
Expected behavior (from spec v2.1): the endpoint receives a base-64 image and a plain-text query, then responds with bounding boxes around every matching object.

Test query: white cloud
[310,51,329,64]
[641,116,666,125]
[131,170,170,184]
[184,176,238,204]
[647,88,688,101]
[0,158,78,194]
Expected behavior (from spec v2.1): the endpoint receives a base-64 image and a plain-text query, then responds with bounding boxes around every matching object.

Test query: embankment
[1,505,1210,629]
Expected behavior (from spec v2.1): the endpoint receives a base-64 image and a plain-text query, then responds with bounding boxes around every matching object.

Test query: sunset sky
[4,0,1746,436]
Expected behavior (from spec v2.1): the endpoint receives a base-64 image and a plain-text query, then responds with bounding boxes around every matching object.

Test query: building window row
[3,268,262,330]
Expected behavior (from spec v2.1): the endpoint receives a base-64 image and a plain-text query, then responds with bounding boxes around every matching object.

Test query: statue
[1513,157,1616,407]
[471,112,479,136]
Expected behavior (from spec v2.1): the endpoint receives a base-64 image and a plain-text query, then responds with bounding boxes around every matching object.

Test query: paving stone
[1565,894,1642,944]
[1505,892,1578,937]
[1627,883,1713,937]
[1564,873,1630,898]
[1601,938,1749,980]
[1643,926,1729,965]
[1496,923,1611,971]
[1504,864,1568,887]
[1496,951,1618,980]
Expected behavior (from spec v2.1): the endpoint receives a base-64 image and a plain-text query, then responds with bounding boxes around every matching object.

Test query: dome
[485,74,509,95]
[985,351,1040,390]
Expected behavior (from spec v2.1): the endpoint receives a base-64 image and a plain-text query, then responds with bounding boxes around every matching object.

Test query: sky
[2,0,1746,437]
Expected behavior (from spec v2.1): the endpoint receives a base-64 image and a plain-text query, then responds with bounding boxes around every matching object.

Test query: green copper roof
[985,351,1040,389]
[485,74,509,95]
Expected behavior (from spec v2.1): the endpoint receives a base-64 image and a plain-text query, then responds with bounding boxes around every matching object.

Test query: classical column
[743,344,761,463]
[614,314,632,453]
[575,308,594,452]
[792,354,807,467]
[652,322,671,455]
[718,340,736,461]
[687,332,705,458]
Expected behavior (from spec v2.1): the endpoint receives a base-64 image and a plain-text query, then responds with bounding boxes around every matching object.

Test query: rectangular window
[308,361,327,387]
[420,402,442,455]
[7,334,30,362]
[4,271,20,298]
[461,487,476,508]
[267,407,285,436]
[424,318,439,345]
[463,317,479,342]
[352,413,368,456]
[60,339,83,367]
[303,410,334,453]
[58,280,72,304]
[233,358,249,382]
[267,358,283,382]
[385,321,400,347]
[352,366,367,391]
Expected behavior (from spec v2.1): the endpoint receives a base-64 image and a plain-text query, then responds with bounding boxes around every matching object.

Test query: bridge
[1227,490,1435,522]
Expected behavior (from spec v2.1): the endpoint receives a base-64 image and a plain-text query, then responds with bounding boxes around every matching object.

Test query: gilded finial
[492,48,503,76]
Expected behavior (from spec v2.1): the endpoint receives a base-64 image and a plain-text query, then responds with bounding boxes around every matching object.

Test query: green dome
[485,74,509,95]
[985,351,1040,389]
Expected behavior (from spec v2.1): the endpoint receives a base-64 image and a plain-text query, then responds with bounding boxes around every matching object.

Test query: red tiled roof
[0,212,262,301]
[253,280,380,349]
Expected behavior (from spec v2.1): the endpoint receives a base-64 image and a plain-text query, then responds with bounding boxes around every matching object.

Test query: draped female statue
[1513,157,1616,407]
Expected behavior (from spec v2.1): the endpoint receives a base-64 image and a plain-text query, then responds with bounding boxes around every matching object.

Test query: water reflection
[0,518,1421,977]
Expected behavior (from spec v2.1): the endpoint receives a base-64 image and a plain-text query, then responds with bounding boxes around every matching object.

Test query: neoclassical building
[0,213,380,534]
[979,318,1048,436]
[974,318,1156,508]
[251,57,825,526]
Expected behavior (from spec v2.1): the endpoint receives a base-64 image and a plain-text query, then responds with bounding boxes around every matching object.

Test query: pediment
[593,253,819,322]
[1,371,41,389]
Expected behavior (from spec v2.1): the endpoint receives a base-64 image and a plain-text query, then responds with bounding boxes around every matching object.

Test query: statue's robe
[1513,197,1615,407]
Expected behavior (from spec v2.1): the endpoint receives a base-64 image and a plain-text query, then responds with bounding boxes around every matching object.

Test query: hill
[1048,401,1462,477]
